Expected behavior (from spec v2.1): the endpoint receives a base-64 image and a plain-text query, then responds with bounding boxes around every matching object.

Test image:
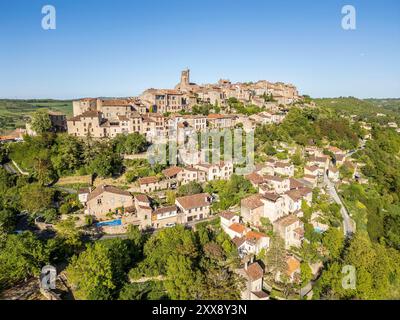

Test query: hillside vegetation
[0,99,72,133]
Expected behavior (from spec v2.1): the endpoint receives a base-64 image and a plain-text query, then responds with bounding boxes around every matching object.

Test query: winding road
[323,173,355,236]
[322,141,366,237]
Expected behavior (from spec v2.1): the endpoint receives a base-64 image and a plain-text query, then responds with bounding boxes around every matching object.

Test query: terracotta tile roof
[135,194,150,203]
[304,165,319,172]
[138,176,159,185]
[274,161,292,168]
[176,193,211,210]
[78,187,92,195]
[274,214,300,227]
[125,205,136,213]
[290,178,304,190]
[154,205,177,215]
[245,262,264,281]
[310,155,329,163]
[232,236,246,247]
[264,175,286,182]
[285,187,312,202]
[229,223,247,234]
[207,113,233,119]
[252,291,269,299]
[245,172,265,185]
[245,231,267,242]
[241,194,264,210]
[162,166,183,178]
[68,110,102,121]
[219,211,236,220]
[262,192,281,202]
[87,185,132,202]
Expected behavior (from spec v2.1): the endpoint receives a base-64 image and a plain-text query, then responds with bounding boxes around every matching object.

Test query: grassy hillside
[0,99,72,133]
[366,98,400,112]
[314,97,400,124]
[314,97,383,115]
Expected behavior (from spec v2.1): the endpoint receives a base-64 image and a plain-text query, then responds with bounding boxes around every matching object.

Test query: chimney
[244,260,248,270]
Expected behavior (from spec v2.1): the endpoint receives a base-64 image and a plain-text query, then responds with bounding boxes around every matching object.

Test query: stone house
[273,215,304,249]
[175,193,212,223]
[194,161,233,181]
[241,194,265,226]
[284,187,313,213]
[138,176,162,193]
[152,205,180,229]
[219,211,240,229]
[237,260,269,300]
[86,185,134,220]
[263,175,290,194]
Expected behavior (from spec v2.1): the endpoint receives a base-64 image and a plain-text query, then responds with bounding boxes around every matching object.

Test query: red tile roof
[229,223,247,234]
[241,194,264,210]
[245,262,264,281]
[87,185,132,202]
[245,172,265,185]
[138,176,159,185]
[162,166,183,178]
[176,193,211,210]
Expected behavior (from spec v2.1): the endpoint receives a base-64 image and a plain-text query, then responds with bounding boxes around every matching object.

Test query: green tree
[164,254,201,300]
[177,181,203,197]
[54,217,82,249]
[66,239,131,300]
[20,183,54,216]
[0,209,17,233]
[322,228,344,260]
[0,232,49,290]
[264,234,287,279]
[30,109,52,134]
[300,262,313,286]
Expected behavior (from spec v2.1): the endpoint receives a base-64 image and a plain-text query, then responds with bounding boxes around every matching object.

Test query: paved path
[324,173,355,237]
[130,275,166,283]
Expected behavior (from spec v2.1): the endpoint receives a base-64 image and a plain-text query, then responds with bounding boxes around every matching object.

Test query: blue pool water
[96,219,122,227]
[314,227,324,234]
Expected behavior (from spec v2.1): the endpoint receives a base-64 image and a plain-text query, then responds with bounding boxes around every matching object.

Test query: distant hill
[366,98,400,113]
[0,99,72,133]
[314,97,400,117]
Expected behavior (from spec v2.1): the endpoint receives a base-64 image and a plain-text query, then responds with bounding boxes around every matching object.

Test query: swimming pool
[96,219,122,227]
[314,227,325,234]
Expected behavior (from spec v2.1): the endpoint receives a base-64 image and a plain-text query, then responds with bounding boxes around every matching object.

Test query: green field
[0,99,73,133]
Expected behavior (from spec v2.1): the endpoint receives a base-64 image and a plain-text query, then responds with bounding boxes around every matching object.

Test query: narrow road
[130,275,166,283]
[324,173,355,237]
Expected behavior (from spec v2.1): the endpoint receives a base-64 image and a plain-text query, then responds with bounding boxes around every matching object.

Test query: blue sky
[0,0,399,99]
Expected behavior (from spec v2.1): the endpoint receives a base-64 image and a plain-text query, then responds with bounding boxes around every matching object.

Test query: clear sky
[0,0,399,99]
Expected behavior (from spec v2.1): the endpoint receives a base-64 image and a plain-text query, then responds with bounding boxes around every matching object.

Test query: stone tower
[181,69,190,87]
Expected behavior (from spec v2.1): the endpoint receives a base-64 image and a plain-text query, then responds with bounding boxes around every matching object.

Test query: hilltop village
[2,70,399,301]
